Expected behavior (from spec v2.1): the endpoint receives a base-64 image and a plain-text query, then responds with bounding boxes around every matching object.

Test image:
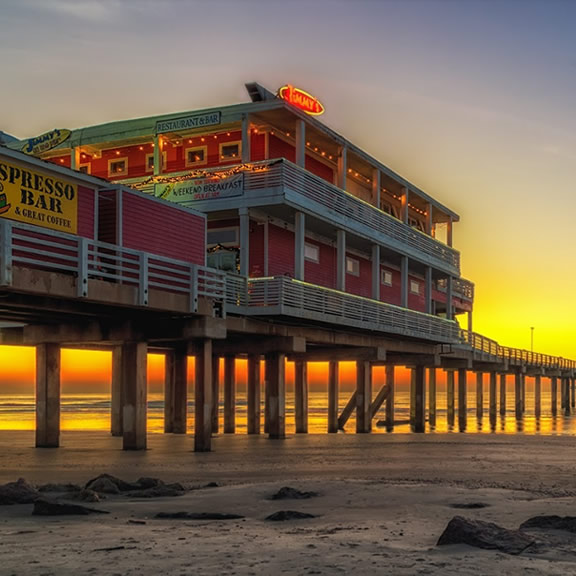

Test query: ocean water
[1,382,575,436]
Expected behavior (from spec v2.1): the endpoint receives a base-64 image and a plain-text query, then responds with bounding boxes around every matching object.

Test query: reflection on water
[0,386,575,435]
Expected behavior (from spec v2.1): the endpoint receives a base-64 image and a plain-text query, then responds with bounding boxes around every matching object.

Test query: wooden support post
[194,339,213,452]
[164,350,174,434]
[428,367,436,429]
[247,354,261,434]
[265,352,286,439]
[489,372,497,426]
[356,361,372,433]
[211,356,220,434]
[36,343,61,448]
[572,378,575,409]
[534,375,541,418]
[327,360,339,433]
[499,373,507,416]
[457,368,467,431]
[446,370,455,428]
[111,346,123,437]
[409,368,416,424]
[384,365,395,432]
[337,391,357,430]
[223,356,236,434]
[172,346,188,434]
[561,377,566,411]
[551,376,558,416]
[264,366,270,434]
[521,372,526,413]
[563,378,571,416]
[370,382,390,420]
[412,366,426,433]
[294,359,308,433]
[476,372,483,420]
[514,372,523,420]
[121,342,148,451]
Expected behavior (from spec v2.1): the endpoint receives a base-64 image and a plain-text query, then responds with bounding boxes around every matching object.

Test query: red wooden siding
[120,191,206,265]
[304,238,335,289]
[77,185,96,239]
[267,224,294,277]
[98,191,117,244]
[249,221,265,277]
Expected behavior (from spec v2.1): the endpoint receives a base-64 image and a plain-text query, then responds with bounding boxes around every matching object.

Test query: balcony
[134,158,461,275]
[225,274,461,344]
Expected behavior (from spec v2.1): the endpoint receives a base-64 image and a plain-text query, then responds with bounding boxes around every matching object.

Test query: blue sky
[2,0,576,355]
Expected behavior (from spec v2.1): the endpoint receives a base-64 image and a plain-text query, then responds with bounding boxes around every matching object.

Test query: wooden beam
[265,352,286,439]
[370,383,390,420]
[36,343,61,448]
[294,359,308,433]
[356,361,372,433]
[412,366,425,433]
[247,354,261,435]
[384,365,395,431]
[328,361,339,433]
[211,356,220,434]
[194,339,213,452]
[121,341,147,451]
[337,391,357,430]
[110,345,123,437]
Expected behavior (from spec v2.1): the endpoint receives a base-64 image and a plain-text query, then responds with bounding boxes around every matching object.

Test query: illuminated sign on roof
[277,85,325,116]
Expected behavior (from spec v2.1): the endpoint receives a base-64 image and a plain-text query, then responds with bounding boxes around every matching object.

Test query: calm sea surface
[1,383,574,435]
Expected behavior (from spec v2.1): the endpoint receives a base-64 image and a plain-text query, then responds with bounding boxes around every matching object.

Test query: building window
[78,164,90,174]
[207,227,238,247]
[108,158,128,177]
[304,243,319,263]
[381,269,393,286]
[346,256,360,276]
[145,152,167,172]
[185,146,207,167]
[410,280,420,294]
[219,141,241,161]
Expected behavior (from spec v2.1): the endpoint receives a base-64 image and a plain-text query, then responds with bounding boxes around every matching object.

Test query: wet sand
[2,431,576,575]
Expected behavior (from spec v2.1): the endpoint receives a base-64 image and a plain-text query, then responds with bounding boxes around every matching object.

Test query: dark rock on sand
[0,478,39,505]
[270,486,319,500]
[155,512,244,520]
[65,489,101,503]
[437,516,534,555]
[520,515,576,533]
[265,510,317,521]
[449,502,490,509]
[32,498,109,516]
[125,485,184,498]
[85,474,185,497]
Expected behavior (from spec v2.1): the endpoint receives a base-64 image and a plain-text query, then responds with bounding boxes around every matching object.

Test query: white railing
[0,219,226,312]
[460,330,576,371]
[243,159,460,271]
[225,275,461,343]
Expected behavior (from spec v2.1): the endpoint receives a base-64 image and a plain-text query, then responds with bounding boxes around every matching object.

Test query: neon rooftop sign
[277,85,325,116]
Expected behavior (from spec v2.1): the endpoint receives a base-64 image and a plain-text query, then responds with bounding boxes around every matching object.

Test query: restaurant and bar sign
[155,112,222,134]
[0,160,78,233]
[155,174,244,203]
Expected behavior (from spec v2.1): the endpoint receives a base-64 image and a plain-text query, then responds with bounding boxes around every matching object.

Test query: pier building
[2,83,575,450]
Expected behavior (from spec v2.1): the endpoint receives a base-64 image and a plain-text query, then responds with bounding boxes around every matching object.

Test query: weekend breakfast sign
[0,160,78,233]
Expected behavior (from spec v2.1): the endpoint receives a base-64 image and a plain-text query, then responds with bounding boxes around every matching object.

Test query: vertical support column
[211,356,220,434]
[563,377,570,416]
[194,339,213,452]
[447,217,453,247]
[412,366,426,433]
[457,368,467,431]
[337,146,347,190]
[514,372,523,419]
[372,168,380,208]
[521,372,526,413]
[356,361,372,433]
[385,364,395,432]
[295,119,305,167]
[534,374,541,418]
[153,135,162,176]
[223,356,236,434]
[247,354,261,434]
[400,256,409,308]
[551,376,558,416]
[294,212,305,281]
[164,350,174,434]
[122,342,148,451]
[425,266,433,315]
[294,359,308,433]
[70,147,81,171]
[36,343,61,448]
[111,346,123,437]
[265,352,286,439]
[336,230,346,292]
[499,373,507,415]
[467,310,473,333]
[239,208,250,277]
[476,372,483,420]
[426,202,433,236]
[371,244,380,300]
[172,346,188,434]
[401,187,409,224]
[446,370,455,428]
[571,378,575,409]
[446,276,453,320]
[428,367,436,429]
[489,372,497,426]
[241,114,251,163]
[328,360,339,433]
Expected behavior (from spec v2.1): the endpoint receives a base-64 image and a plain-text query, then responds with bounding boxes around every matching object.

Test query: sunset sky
[1,0,576,374]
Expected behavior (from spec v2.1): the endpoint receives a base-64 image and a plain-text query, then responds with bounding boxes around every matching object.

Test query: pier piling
[35,343,61,448]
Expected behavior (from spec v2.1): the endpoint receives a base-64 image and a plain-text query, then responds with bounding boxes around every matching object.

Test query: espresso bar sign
[0,160,78,233]
[155,174,244,203]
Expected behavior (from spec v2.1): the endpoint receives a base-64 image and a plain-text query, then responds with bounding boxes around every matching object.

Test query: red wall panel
[303,238,335,289]
[249,221,265,277]
[267,224,294,277]
[77,185,96,239]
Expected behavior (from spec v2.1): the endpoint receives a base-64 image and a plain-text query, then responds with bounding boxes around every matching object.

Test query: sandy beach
[2,432,576,575]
